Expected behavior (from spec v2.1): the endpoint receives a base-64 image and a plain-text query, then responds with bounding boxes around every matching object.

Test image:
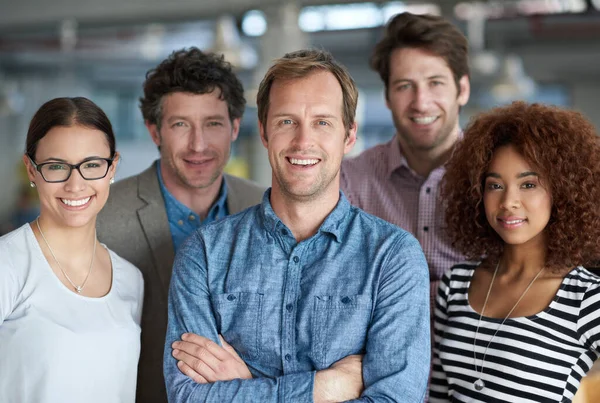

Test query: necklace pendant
[75,286,83,293]
[474,379,485,391]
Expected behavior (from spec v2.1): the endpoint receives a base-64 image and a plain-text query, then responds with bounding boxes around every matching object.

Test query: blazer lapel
[137,165,175,297]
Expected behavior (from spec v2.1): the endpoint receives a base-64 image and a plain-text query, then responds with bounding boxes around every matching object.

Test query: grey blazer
[96,163,265,403]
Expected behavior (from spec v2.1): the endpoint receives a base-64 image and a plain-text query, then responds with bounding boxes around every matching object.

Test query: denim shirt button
[341,296,351,304]
[293,256,299,263]
[284,354,292,361]
[286,303,293,312]
[227,294,236,301]
[280,228,287,236]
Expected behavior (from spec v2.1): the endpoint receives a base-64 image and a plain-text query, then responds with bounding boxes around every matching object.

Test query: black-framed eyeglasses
[28,155,114,183]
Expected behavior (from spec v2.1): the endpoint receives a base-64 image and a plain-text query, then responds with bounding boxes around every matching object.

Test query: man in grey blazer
[97,48,264,403]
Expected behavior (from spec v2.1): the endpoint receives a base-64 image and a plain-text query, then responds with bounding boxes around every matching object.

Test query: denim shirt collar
[259,189,350,243]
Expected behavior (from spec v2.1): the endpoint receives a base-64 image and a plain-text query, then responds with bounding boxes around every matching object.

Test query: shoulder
[204,204,260,235]
[342,142,391,175]
[568,267,600,340]
[103,175,142,210]
[184,205,261,252]
[567,266,600,296]
[441,262,479,286]
[107,249,144,289]
[224,174,266,212]
[348,205,408,238]
[224,174,265,195]
[108,165,157,201]
[0,224,32,254]
[0,224,36,285]
[347,206,425,259]
[99,166,157,223]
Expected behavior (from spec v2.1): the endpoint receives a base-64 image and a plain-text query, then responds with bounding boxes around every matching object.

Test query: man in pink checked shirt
[341,12,471,322]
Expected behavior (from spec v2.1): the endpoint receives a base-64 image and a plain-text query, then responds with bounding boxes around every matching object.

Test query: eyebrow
[485,171,539,179]
[204,115,227,121]
[37,156,106,163]
[314,114,339,120]
[270,113,339,120]
[391,75,449,84]
[167,114,227,122]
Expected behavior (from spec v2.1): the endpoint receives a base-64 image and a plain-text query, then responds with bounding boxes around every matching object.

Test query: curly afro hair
[441,101,600,271]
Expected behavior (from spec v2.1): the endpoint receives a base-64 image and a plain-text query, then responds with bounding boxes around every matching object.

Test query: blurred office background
[1,0,599,231]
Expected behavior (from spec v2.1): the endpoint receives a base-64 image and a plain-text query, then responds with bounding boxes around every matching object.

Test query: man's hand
[172,333,253,384]
[314,354,364,403]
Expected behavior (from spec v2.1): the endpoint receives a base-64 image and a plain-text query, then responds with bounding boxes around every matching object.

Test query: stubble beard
[394,111,458,153]
[273,153,338,203]
[165,149,228,190]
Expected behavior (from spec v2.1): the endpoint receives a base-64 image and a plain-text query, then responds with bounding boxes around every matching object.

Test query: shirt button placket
[419,183,433,242]
[282,251,301,370]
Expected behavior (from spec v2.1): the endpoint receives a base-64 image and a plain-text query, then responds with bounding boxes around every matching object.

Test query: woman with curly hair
[429,101,600,402]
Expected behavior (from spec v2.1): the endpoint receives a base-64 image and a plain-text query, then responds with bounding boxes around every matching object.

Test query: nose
[499,185,521,210]
[291,123,313,150]
[411,85,432,111]
[63,167,87,192]
[188,126,208,152]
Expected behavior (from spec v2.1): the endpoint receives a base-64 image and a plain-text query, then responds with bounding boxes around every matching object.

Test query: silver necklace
[36,217,96,294]
[472,262,545,391]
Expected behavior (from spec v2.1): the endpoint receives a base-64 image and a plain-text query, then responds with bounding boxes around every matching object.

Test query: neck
[498,241,548,279]
[34,214,97,257]
[269,181,340,242]
[398,125,459,177]
[160,160,224,220]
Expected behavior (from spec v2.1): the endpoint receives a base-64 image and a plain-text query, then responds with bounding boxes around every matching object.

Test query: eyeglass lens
[40,159,110,182]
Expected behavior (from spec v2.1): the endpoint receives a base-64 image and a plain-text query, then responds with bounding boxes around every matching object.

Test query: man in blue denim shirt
[164,49,431,402]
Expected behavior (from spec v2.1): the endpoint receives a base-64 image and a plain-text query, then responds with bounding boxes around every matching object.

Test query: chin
[61,213,97,228]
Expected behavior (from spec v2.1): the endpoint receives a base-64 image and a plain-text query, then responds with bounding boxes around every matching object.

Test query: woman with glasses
[0,97,143,403]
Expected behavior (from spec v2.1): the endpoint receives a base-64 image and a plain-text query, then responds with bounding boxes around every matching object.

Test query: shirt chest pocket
[311,294,373,369]
[212,292,263,360]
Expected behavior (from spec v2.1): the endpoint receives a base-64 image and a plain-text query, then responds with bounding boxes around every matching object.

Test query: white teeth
[61,197,91,207]
[505,219,524,224]
[412,116,437,124]
[289,158,318,166]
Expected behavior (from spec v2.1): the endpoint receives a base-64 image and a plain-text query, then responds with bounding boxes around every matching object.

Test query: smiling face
[386,47,469,154]
[260,70,356,203]
[483,144,552,249]
[147,91,240,191]
[24,124,117,229]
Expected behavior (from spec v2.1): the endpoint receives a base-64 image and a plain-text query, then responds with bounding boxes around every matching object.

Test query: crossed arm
[164,233,431,402]
[172,333,364,403]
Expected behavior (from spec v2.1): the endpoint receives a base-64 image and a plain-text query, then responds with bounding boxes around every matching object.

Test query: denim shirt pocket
[212,292,263,360]
[311,294,373,368]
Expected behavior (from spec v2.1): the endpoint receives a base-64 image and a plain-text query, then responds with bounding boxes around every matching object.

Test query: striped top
[430,263,600,403]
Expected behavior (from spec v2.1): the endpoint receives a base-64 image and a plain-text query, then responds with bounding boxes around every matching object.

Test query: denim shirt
[156,160,229,251]
[164,190,431,402]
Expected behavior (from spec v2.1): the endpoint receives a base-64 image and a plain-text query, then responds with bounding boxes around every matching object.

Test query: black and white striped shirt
[430,263,600,402]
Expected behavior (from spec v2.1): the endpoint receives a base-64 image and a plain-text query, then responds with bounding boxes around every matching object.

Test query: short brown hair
[441,102,600,270]
[140,47,245,129]
[371,12,469,96]
[256,49,358,138]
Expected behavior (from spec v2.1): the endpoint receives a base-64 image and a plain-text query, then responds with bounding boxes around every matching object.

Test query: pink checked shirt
[341,135,465,318]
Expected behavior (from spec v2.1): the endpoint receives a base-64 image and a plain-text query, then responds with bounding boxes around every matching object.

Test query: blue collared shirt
[165,190,431,402]
[156,161,229,251]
